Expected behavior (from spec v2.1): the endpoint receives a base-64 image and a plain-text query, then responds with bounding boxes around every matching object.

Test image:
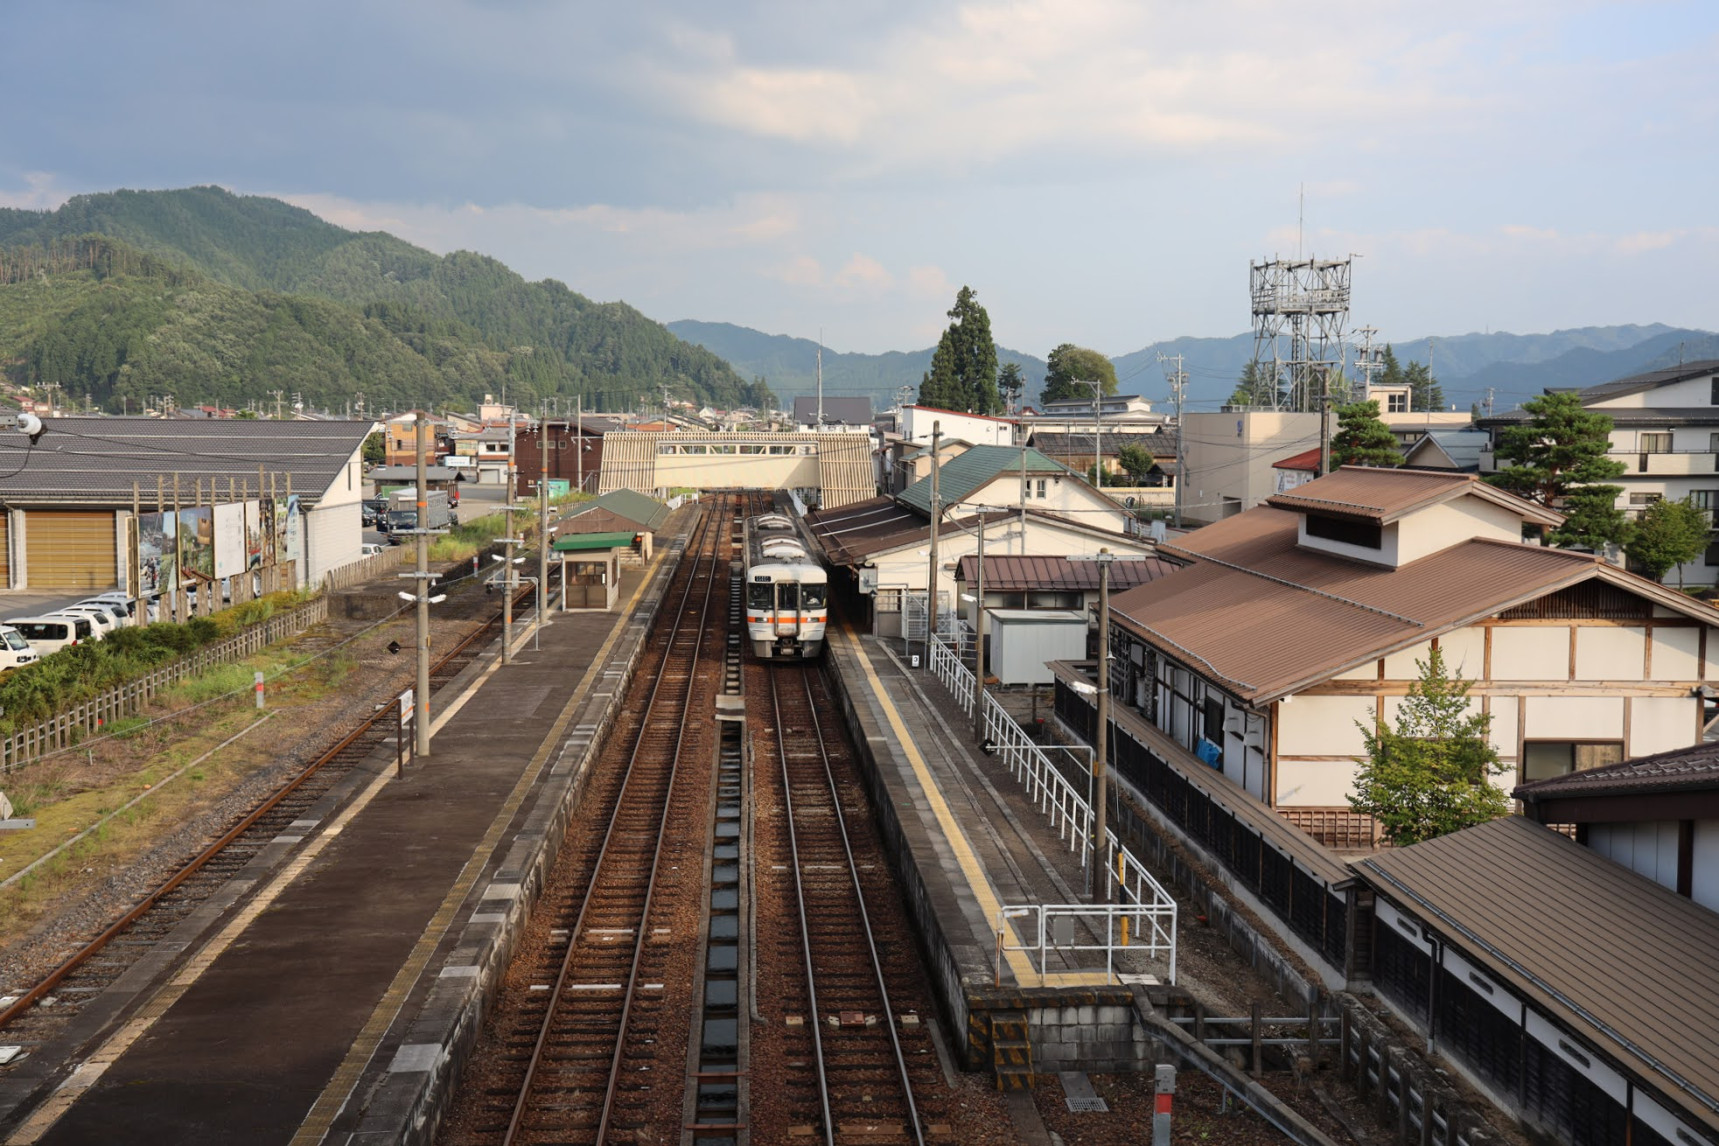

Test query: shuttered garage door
[0,514,9,585]
[26,511,117,590]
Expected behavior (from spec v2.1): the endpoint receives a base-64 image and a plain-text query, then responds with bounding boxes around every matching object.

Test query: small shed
[988,609,1088,685]
[552,531,633,611]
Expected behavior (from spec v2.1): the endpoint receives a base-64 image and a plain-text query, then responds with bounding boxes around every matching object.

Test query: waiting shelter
[552,532,634,610]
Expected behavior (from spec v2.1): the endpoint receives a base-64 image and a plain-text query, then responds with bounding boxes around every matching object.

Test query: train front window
[748,583,772,610]
[777,583,799,610]
[802,584,827,609]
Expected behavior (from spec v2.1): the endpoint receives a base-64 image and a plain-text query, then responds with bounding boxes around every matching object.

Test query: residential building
[1516,740,1719,913]
[897,404,1017,448]
[792,395,874,429]
[1478,360,1719,584]
[884,437,973,495]
[1400,429,1489,472]
[1097,467,1719,827]
[1021,394,1167,435]
[896,445,1134,534]
[382,412,450,467]
[1271,447,1321,494]
[514,419,613,498]
[1179,409,1324,523]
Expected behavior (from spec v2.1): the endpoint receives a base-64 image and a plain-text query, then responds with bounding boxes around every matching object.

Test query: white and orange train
[742,512,827,660]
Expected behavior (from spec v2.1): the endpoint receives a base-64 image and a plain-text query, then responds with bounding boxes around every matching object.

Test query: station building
[0,417,375,591]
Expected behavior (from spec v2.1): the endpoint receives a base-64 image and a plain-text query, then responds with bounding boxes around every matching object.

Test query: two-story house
[1094,466,1719,841]
[1478,360,1719,584]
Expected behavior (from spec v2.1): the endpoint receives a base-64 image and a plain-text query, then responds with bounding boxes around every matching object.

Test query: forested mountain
[0,187,771,413]
[668,320,1047,408]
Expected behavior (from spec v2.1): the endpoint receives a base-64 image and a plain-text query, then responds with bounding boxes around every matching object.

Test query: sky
[4,1,1717,357]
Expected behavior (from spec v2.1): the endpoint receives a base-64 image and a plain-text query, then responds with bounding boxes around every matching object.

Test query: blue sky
[4,1,1717,356]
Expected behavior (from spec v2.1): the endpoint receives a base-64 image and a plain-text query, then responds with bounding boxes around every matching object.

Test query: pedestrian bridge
[598,431,876,508]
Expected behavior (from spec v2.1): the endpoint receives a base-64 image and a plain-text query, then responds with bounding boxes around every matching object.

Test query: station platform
[0,546,683,1146]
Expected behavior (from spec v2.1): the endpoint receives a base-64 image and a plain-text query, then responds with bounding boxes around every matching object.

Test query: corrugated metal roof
[1116,507,1603,701]
[953,554,1180,592]
[1359,817,1719,1131]
[805,496,928,565]
[897,446,1072,514]
[0,417,374,507]
[1480,406,1719,428]
[1272,447,1322,471]
[1577,359,1719,404]
[552,531,636,551]
[554,506,648,536]
[589,488,668,530]
[1264,466,1562,526]
[1515,741,1719,800]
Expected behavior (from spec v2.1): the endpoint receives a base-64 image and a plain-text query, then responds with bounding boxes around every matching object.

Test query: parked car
[0,625,39,671]
[361,497,389,528]
[55,604,121,638]
[80,593,138,623]
[360,542,386,557]
[7,616,94,654]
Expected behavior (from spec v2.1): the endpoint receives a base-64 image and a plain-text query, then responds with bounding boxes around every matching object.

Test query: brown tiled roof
[953,554,1180,591]
[1359,817,1719,1130]
[1115,507,1604,701]
[1264,466,1563,526]
[1515,741,1719,801]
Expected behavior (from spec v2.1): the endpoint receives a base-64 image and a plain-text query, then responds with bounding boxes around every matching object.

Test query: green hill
[0,187,771,413]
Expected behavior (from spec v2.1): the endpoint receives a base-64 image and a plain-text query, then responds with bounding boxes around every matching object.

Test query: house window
[1522,740,1624,782]
[1694,490,1719,525]
[1639,432,1672,454]
[1628,492,1662,507]
[1712,377,1719,406]
[1035,479,1047,499]
[1387,393,1408,414]
[1305,513,1383,550]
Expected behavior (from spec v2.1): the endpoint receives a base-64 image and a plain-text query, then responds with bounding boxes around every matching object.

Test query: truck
[385,488,453,543]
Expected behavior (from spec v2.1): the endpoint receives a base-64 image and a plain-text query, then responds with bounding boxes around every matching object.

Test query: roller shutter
[26,510,118,590]
[0,514,9,585]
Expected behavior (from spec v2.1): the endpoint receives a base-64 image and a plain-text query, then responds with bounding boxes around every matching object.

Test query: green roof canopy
[552,531,637,552]
[897,445,1072,514]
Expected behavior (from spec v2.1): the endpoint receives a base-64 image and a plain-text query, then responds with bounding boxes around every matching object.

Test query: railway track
[0,582,535,1055]
[755,663,947,1145]
[459,493,733,1146]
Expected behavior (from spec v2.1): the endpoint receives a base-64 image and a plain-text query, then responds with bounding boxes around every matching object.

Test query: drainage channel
[685,554,750,1143]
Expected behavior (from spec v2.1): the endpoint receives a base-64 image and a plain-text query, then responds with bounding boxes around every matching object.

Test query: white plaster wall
[1277,695,1373,756]
[1587,821,1680,891]
[1489,696,1519,760]
[949,474,1128,534]
[1574,626,1646,681]
[1629,696,1699,757]
[1275,759,1361,807]
[1439,627,1489,679]
[1652,626,1703,680]
[1382,640,1434,680]
[1394,498,1526,564]
[1589,375,1715,408]
[1490,627,1570,680]
[1331,661,1379,682]
[1521,695,1624,740]
[1694,821,1719,914]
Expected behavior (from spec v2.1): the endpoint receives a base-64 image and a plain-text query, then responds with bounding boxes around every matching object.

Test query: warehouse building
[0,417,375,591]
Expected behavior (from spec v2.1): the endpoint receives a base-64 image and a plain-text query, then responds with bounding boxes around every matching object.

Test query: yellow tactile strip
[830,628,1107,989]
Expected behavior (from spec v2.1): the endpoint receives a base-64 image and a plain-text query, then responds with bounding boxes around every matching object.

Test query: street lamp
[1067,548,1146,903]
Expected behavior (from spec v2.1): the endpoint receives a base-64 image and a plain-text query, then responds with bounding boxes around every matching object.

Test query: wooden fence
[0,597,329,775]
[320,546,409,593]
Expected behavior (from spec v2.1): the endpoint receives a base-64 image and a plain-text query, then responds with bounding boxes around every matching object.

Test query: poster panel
[244,499,263,569]
[213,502,247,580]
[179,506,215,582]
[137,511,173,597]
[282,495,303,573]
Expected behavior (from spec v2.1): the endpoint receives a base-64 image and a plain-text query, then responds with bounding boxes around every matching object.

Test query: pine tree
[1331,400,1402,468]
[1488,392,1629,551]
[1404,361,1445,412]
[997,361,1024,413]
[1228,360,1279,407]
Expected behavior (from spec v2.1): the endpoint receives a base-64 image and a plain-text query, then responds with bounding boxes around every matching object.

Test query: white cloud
[0,172,74,211]
[833,254,893,290]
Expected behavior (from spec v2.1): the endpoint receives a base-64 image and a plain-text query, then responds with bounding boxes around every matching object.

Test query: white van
[0,625,39,671]
[57,604,121,637]
[7,616,93,655]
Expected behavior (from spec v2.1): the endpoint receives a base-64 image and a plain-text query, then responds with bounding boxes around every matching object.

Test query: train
[743,512,828,660]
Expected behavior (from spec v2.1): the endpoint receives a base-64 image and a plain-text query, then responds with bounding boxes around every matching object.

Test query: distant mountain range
[672,320,1718,414]
[0,186,770,414]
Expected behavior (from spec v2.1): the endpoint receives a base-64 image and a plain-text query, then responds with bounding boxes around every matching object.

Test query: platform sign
[399,689,414,725]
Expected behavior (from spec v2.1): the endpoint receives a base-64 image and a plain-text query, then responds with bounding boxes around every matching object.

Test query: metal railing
[996,901,1177,988]
[926,633,1178,984]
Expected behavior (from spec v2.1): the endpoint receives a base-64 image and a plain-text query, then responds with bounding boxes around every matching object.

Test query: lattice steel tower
[1249,257,1352,411]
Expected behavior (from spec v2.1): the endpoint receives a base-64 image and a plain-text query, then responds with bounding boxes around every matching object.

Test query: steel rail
[775,663,926,1146]
[0,595,517,1034]
[500,494,727,1146]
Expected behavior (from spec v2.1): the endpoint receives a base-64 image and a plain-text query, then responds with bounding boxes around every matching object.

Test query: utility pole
[925,421,942,666]
[539,406,551,623]
[972,511,987,741]
[1318,369,1332,476]
[415,413,432,756]
[1067,549,1145,903]
[816,332,825,430]
[503,410,517,665]
[575,394,583,495]
[1160,353,1188,529]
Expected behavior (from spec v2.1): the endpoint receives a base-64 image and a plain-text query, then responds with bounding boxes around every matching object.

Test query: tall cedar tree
[1331,400,1402,468]
[1229,360,1279,407]
[1348,647,1511,847]
[1378,345,1405,389]
[917,286,1001,414]
[1039,343,1119,405]
[1487,392,1629,550]
[1625,496,1711,584]
[1404,361,1445,412]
